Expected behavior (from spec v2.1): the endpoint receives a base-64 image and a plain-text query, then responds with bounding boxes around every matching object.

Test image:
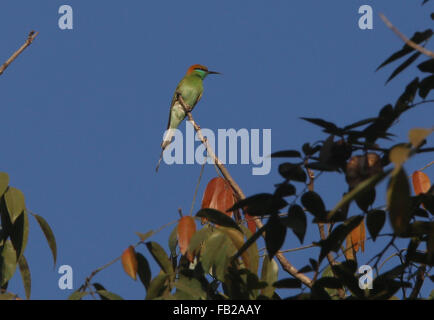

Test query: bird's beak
[208,71,221,75]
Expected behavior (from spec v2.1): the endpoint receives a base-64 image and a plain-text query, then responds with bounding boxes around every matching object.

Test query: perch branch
[176,94,314,288]
[379,13,434,58]
[0,31,39,76]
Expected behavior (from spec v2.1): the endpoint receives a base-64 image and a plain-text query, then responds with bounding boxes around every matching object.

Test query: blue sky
[0,1,433,299]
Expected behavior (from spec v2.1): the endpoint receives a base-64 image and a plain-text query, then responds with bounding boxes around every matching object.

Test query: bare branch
[379,14,434,58]
[0,31,39,76]
[419,160,434,172]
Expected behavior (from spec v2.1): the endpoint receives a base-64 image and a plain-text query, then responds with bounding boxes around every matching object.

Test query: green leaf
[168,225,178,257]
[212,233,236,281]
[260,256,278,298]
[0,293,17,300]
[273,278,301,289]
[309,258,318,271]
[187,225,212,257]
[282,205,306,244]
[386,52,421,84]
[239,225,259,275]
[343,118,377,131]
[300,118,339,134]
[96,290,123,300]
[417,59,434,73]
[0,240,17,286]
[145,242,173,274]
[395,78,420,114]
[92,283,108,299]
[319,215,364,262]
[18,255,31,299]
[321,265,339,298]
[366,209,386,241]
[10,210,29,261]
[146,274,169,300]
[0,173,9,197]
[228,194,287,217]
[377,29,433,71]
[201,231,227,274]
[175,276,207,300]
[298,265,314,273]
[265,214,287,259]
[278,163,307,182]
[270,150,301,158]
[68,290,88,300]
[388,167,412,236]
[302,143,321,156]
[32,213,57,266]
[328,170,391,219]
[196,208,241,231]
[355,187,376,212]
[315,277,342,289]
[332,261,364,298]
[419,75,434,99]
[274,183,296,198]
[232,224,266,264]
[4,187,25,224]
[301,191,326,219]
[136,253,151,290]
[319,135,335,164]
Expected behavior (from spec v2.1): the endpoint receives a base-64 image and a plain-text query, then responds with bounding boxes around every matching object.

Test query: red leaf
[412,170,431,195]
[245,212,256,234]
[177,216,196,261]
[121,246,138,281]
[201,177,235,217]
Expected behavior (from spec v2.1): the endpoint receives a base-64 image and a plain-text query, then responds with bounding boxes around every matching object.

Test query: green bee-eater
[156,64,220,171]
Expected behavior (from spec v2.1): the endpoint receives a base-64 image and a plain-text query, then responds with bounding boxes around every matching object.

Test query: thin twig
[409,99,434,109]
[176,93,314,288]
[190,161,205,216]
[419,160,434,172]
[379,13,434,58]
[0,31,39,76]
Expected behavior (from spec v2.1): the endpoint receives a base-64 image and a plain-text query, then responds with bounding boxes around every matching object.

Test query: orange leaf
[121,246,138,281]
[201,177,235,218]
[245,212,256,234]
[349,218,366,253]
[412,170,431,195]
[177,216,196,261]
[360,218,365,252]
[351,222,361,252]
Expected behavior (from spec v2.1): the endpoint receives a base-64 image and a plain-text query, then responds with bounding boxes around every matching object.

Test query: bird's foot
[176,92,193,113]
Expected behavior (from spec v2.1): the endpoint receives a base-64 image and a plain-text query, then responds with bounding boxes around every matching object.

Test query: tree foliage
[70,4,434,300]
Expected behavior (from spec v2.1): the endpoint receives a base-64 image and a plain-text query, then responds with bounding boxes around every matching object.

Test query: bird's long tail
[155,149,164,172]
[155,128,175,172]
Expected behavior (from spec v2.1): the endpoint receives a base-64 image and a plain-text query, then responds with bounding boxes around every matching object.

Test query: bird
[156,64,220,171]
